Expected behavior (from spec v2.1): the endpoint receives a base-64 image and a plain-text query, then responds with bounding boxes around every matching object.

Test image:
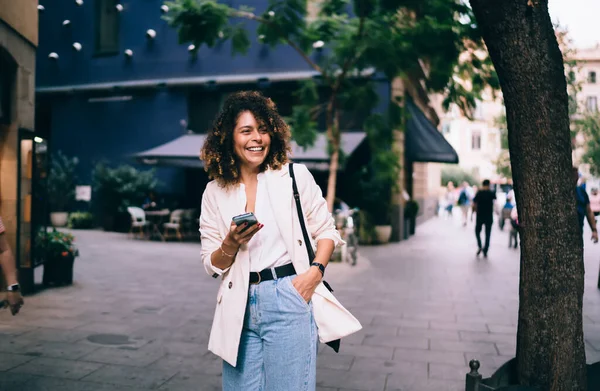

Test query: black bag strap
[289,163,316,263]
[289,163,340,353]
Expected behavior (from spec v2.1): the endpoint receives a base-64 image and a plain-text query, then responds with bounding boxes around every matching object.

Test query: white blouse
[238,173,290,272]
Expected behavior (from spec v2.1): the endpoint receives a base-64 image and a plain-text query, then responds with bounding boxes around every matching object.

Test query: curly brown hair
[201,90,291,187]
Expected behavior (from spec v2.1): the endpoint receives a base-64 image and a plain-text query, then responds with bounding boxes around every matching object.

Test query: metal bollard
[465,359,483,391]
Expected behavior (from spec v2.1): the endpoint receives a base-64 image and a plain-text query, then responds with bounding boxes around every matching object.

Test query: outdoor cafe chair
[127,206,149,239]
[164,209,185,241]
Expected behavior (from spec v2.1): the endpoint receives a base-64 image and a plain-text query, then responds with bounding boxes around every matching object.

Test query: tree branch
[334,16,366,91]
[232,10,326,77]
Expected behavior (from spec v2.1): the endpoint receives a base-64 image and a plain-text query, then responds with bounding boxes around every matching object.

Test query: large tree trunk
[470,0,586,389]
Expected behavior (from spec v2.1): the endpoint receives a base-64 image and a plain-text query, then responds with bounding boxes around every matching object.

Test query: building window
[474,100,484,120]
[589,71,597,84]
[187,92,224,133]
[95,0,120,55]
[471,131,481,150]
[587,96,598,113]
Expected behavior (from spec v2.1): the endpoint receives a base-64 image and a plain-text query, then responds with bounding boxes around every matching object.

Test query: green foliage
[441,165,478,187]
[165,0,496,209]
[352,113,402,225]
[47,151,79,212]
[577,113,600,175]
[92,163,158,217]
[68,212,95,229]
[36,229,79,260]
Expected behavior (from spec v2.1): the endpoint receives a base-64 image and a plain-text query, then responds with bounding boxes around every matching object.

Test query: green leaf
[229,24,250,55]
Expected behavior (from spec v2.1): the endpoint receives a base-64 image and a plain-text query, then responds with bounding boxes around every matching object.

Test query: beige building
[573,44,600,175]
[432,91,504,183]
[0,0,38,292]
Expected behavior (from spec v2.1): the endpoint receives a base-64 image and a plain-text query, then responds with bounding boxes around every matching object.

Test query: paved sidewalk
[1,217,600,390]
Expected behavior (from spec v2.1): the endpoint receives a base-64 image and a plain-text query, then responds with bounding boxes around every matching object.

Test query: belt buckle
[251,273,261,285]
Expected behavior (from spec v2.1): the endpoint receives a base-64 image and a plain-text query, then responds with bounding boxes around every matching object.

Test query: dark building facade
[36,0,456,240]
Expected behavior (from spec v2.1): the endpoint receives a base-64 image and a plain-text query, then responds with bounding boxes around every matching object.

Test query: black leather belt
[249,263,296,285]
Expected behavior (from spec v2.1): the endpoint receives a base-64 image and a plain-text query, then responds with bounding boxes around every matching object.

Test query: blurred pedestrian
[574,167,598,243]
[444,181,456,219]
[457,181,472,226]
[0,216,24,315]
[473,179,496,257]
[589,187,600,218]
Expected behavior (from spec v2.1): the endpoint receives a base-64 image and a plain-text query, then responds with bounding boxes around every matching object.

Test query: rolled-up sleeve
[296,164,345,248]
[200,185,231,277]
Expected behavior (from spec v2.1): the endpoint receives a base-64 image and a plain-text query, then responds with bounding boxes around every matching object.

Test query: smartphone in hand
[232,213,258,232]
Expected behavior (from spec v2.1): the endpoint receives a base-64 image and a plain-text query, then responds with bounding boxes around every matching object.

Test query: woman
[199,91,361,391]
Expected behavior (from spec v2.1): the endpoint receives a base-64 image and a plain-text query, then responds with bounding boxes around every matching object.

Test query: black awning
[405,99,459,164]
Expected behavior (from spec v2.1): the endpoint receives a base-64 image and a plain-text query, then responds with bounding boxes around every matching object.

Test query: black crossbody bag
[289,163,341,353]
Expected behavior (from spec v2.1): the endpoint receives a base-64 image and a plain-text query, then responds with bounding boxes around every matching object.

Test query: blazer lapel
[265,167,295,256]
[214,184,245,235]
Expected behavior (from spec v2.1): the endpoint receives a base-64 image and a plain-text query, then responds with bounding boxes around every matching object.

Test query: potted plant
[36,228,79,286]
[404,199,420,236]
[92,163,158,232]
[353,114,401,244]
[47,151,78,227]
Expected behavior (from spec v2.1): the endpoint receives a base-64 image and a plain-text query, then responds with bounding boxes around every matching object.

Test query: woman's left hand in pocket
[291,268,322,303]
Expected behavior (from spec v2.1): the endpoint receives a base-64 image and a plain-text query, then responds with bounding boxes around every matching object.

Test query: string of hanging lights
[43,2,200,63]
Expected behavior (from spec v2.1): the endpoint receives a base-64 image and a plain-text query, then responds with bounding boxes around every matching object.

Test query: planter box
[43,253,75,287]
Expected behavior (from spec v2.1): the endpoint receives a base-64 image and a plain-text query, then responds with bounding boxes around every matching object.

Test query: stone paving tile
[157,373,221,391]
[392,347,466,366]
[429,362,470,381]
[317,353,355,371]
[396,328,461,341]
[351,357,427,377]
[487,323,518,334]
[18,341,101,360]
[320,343,395,360]
[78,345,167,367]
[9,357,104,380]
[363,335,429,350]
[430,340,499,355]
[22,376,152,391]
[316,368,387,390]
[147,352,221,376]
[0,352,35,370]
[371,316,429,329]
[430,321,489,333]
[0,372,32,388]
[17,328,93,343]
[458,330,516,345]
[386,376,463,391]
[82,364,178,388]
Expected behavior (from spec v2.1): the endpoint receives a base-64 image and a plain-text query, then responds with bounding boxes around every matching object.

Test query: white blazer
[200,163,362,367]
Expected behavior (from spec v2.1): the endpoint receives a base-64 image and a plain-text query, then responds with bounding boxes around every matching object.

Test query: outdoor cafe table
[144,209,170,241]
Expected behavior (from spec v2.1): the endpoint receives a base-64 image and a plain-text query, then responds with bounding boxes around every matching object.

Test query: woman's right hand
[224,221,264,248]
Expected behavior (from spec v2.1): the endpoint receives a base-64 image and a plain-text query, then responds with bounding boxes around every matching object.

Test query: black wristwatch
[7,284,19,292]
[310,262,325,277]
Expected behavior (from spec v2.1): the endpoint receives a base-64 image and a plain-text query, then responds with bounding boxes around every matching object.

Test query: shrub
[68,212,94,229]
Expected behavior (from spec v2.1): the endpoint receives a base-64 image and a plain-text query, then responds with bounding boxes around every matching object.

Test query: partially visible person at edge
[472,179,496,257]
[457,181,472,227]
[199,91,361,390]
[574,167,599,243]
[589,187,600,217]
[444,181,456,218]
[0,217,24,315]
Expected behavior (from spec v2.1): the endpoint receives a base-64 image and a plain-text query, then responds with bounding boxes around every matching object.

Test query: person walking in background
[574,168,598,243]
[589,187,600,218]
[457,182,472,226]
[472,179,496,257]
[0,216,24,315]
[444,181,456,219]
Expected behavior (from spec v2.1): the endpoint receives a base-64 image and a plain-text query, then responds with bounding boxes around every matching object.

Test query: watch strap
[311,262,325,276]
[7,284,19,292]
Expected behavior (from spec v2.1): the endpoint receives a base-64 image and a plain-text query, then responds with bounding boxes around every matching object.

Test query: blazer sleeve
[295,164,344,247]
[200,184,231,277]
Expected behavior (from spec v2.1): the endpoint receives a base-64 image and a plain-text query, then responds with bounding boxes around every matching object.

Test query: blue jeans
[223,274,318,391]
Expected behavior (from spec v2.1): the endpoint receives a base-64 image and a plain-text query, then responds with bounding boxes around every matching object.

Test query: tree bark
[469,0,586,389]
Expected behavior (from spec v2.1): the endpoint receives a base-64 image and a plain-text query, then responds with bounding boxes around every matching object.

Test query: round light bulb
[116,4,123,12]
[48,52,59,60]
[72,42,82,51]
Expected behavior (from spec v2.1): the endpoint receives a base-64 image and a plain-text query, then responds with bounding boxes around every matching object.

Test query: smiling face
[232,111,271,171]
